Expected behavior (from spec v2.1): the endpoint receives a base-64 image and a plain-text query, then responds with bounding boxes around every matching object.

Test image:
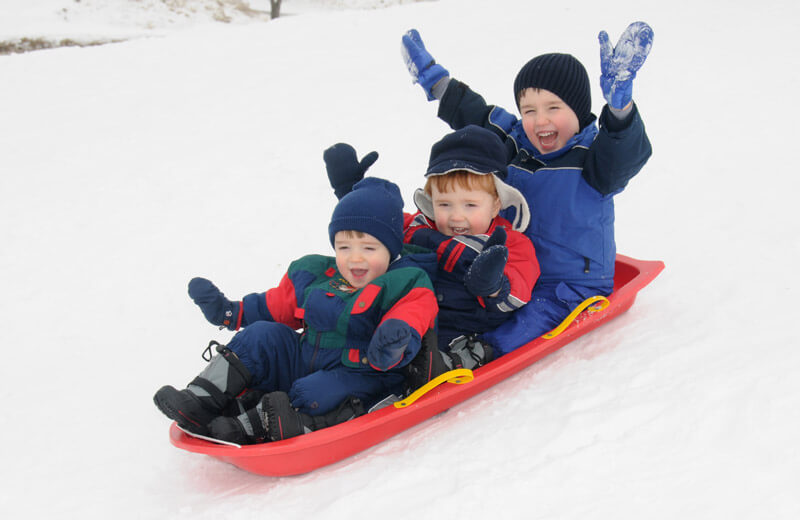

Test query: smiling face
[333,230,391,289]
[427,172,501,236]
[518,87,580,154]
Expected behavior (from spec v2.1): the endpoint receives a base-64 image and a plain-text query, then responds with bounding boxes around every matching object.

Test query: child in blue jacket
[400,22,654,354]
[153,177,438,444]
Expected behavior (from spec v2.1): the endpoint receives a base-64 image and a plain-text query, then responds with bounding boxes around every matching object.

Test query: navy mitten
[188,277,241,331]
[323,143,379,200]
[401,29,450,101]
[598,21,654,109]
[464,228,508,297]
[367,319,421,371]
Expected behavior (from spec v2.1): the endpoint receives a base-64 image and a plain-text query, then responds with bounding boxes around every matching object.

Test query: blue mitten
[323,143,379,200]
[367,319,421,371]
[483,226,506,249]
[465,229,509,297]
[598,21,654,109]
[401,29,449,101]
[188,277,241,331]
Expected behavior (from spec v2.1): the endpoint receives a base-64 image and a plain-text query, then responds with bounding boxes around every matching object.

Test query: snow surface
[2,0,799,518]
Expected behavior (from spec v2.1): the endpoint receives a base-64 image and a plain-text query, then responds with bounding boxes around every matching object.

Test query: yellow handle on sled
[394,368,474,408]
[541,295,610,339]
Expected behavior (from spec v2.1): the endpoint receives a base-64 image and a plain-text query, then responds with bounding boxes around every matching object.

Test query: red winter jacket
[403,212,539,349]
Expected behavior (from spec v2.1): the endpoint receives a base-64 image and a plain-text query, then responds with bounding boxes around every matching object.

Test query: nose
[350,248,364,262]
[448,206,464,221]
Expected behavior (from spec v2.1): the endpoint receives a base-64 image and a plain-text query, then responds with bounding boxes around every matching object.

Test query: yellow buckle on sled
[394,369,474,408]
[541,295,610,339]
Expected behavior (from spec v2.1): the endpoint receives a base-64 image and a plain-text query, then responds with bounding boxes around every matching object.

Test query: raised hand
[598,21,654,109]
[401,29,449,101]
[188,277,241,330]
[323,143,379,199]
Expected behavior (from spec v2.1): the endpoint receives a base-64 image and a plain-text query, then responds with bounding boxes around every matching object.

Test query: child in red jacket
[325,126,539,380]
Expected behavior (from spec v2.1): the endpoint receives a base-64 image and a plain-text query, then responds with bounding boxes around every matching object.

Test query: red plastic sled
[169,254,664,476]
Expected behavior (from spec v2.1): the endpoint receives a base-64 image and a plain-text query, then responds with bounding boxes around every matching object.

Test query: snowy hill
[1,0,799,518]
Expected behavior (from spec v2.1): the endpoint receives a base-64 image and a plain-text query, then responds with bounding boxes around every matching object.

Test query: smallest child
[154,177,438,444]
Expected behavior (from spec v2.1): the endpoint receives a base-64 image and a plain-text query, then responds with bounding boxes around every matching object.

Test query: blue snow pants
[482,281,613,357]
[226,321,404,415]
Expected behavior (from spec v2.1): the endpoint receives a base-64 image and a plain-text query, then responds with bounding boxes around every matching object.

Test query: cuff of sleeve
[601,102,638,132]
[483,277,512,309]
[431,76,451,100]
[437,78,467,122]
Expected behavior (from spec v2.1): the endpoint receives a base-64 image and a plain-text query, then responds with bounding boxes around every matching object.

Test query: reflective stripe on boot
[187,341,252,410]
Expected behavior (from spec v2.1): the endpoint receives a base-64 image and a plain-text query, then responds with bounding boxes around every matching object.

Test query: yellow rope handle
[541,295,610,339]
[393,368,474,408]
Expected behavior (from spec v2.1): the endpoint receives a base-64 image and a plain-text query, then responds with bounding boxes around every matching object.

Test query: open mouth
[450,226,470,235]
[537,131,558,150]
[350,268,368,279]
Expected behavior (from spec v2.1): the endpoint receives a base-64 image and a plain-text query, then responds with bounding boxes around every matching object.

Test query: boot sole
[153,385,211,436]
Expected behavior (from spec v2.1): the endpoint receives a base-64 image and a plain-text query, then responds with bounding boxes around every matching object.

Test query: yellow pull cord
[541,295,610,339]
[393,368,474,408]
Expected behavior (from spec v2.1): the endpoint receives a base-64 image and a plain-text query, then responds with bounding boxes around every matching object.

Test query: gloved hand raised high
[188,277,242,331]
[323,143,379,200]
[401,29,450,101]
[598,21,654,110]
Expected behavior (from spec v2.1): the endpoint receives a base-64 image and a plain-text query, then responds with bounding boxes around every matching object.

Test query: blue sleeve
[582,103,652,195]
[241,291,274,325]
[438,80,517,147]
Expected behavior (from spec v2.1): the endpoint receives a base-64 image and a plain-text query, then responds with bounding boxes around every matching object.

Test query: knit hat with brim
[329,177,405,259]
[413,125,530,232]
[513,53,594,128]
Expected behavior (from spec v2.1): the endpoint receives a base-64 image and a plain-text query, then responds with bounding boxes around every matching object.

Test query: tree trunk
[270,0,282,19]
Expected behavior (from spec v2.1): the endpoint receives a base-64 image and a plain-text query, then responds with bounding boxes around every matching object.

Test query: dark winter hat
[513,53,594,128]
[414,126,531,232]
[328,177,405,259]
[425,125,508,178]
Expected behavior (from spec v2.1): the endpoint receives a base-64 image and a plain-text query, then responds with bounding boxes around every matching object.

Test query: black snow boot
[404,329,451,393]
[404,331,495,394]
[209,391,366,444]
[153,341,252,435]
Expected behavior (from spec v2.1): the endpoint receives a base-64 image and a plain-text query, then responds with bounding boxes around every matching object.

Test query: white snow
[2,0,799,518]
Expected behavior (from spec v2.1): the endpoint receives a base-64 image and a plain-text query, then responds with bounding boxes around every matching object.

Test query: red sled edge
[169,254,665,476]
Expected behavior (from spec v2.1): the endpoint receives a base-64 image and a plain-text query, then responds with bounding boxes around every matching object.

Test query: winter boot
[404,331,495,394]
[153,341,252,435]
[445,334,495,370]
[209,391,366,444]
[404,329,451,393]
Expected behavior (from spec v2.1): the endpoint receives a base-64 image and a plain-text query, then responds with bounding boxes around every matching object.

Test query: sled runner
[169,254,664,476]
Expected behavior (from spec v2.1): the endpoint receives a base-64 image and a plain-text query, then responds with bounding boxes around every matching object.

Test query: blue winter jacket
[438,79,652,292]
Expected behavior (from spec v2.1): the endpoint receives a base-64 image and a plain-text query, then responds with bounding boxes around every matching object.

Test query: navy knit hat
[513,53,594,128]
[328,177,405,259]
[426,125,507,178]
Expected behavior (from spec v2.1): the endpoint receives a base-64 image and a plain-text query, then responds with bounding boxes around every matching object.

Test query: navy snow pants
[227,321,404,415]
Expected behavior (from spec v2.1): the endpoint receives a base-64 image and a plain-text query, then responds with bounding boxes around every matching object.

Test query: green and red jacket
[236,252,437,370]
